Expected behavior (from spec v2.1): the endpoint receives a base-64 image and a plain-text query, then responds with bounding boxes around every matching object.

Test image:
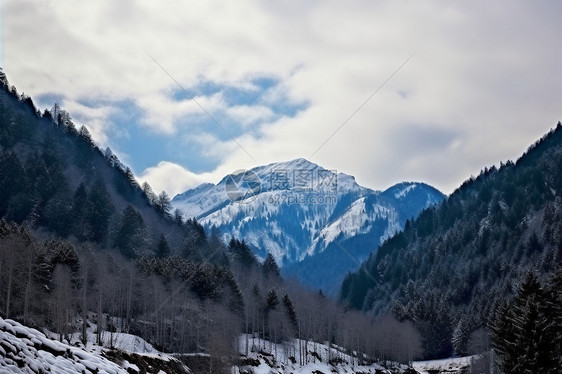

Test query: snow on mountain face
[172,182,218,218]
[172,159,445,291]
[394,183,417,198]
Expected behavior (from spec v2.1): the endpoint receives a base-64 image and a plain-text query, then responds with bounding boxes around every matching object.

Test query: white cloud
[135,91,226,135]
[60,100,116,146]
[137,161,211,197]
[226,104,276,127]
[138,160,246,198]
[5,0,562,194]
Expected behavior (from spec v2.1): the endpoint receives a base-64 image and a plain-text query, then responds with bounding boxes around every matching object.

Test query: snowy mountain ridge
[172,158,445,292]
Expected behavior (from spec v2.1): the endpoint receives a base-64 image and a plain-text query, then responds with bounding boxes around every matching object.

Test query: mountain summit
[172,158,445,293]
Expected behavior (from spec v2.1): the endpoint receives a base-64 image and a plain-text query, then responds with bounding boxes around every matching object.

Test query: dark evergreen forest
[0,69,421,372]
[341,118,562,368]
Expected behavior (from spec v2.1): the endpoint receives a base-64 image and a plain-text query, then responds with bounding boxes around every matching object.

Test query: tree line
[0,221,423,372]
[0,68,423,372]
[341,122,562,363]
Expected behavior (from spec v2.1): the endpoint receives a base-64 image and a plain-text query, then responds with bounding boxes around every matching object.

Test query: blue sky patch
[46,75,309,176]
[35,92,66,111]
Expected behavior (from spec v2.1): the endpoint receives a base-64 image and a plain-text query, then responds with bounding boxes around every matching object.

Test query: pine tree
[173,208,183,226]
[78,125,95,148]
[452,315,471,356]
[262,252,281,280]
[411,293,454,359]
[0,151,29,219]
[491,273,561,373]
[263,289,280,340]
[142,181,157,205]
[283,293,299,335]
[266,289,279,311]
[224,271,245,314]
[71,182,92,241]
[156,234,171,258]
[113,205,148,258]
[156,191,172,219]
[228,239,257,268]
[88,179,115,244]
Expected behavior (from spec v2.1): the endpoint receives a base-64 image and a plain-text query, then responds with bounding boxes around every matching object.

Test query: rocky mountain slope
[173,158,444,293]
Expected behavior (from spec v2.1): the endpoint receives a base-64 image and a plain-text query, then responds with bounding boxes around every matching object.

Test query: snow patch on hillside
[235,335,414,374]
[0,317,125,373]
[394,184,418,199]
[0,317,190,374]
[412,356,474,373]
[310,197,387,253]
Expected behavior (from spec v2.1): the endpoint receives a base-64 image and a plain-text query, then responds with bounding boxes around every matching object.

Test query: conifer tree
[113,205,147,258]
[452,315,471,356]
[228,239,257,268]
[173,208,184,226]
[283,293,299,335]
[142,181,157,205]
[156,191,172,219]
[156,234,171,258]
[262,252,281,280]
[88,179,114,244]
[71,182,91,241]
[491,273,561,373]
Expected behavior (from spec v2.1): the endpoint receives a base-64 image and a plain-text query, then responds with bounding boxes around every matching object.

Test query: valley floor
[1,315,491,374]
[234,335,415,373]
[412,356,474,374]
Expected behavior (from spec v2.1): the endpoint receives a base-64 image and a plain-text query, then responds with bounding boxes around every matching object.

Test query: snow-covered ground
[234,335,414,374]
[3,316,410,374]
[43,326,159,355]
[412,356,474,373]
[1,315,483,374]
[0,316,191,374]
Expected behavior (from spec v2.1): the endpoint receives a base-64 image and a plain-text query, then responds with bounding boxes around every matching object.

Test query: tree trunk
[4,240,14,319]
[81,267,88,346]
[23,244,35,324]
[97,288,103,346]
[245,311,249,356]
[126,268,133,333]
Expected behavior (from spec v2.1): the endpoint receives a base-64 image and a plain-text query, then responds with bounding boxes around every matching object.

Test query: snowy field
[0,316,190,374]
[3,314,411,374]
[1,315,485,374]
[234,335,414,374]
[412,356,473,373]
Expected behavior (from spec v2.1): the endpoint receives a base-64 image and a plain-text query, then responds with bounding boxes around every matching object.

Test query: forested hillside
[341,122,562,362]
[0,69,205,255]
[0,67,244,364]
[0,69,422,373]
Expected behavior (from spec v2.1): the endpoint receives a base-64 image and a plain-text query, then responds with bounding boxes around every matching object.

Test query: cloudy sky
[2,0,561,196]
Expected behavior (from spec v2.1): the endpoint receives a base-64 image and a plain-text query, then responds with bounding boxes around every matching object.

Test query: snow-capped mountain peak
[171,159,445,293]
[173,182,215,201]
